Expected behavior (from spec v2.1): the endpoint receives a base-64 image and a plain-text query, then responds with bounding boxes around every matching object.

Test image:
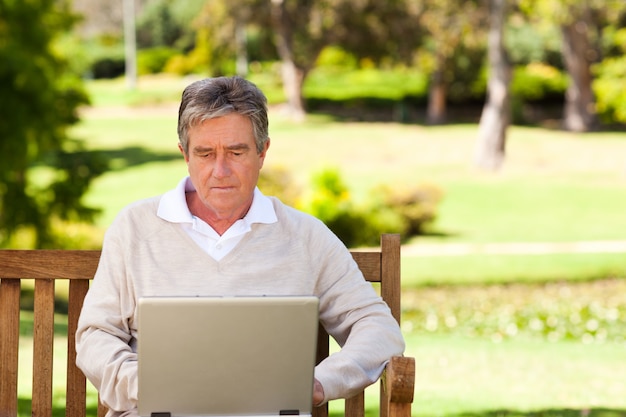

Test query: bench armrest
[382,356,415,417]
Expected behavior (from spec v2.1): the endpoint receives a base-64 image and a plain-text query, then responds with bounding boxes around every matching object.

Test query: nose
[211,153,231,179]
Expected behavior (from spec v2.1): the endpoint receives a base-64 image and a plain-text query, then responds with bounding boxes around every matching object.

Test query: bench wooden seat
[0,234,414,417]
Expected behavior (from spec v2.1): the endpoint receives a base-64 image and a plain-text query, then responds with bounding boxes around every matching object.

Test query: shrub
[258,166,443,247]
[91,57,125,79]
[511,63,567,102]
[298,168,443,247]
[371,184,443,236]
[258,166,301,208]
[81,39,126,79]
[593,58,626,124]
[315,46,359,71]
[137,47,178,75]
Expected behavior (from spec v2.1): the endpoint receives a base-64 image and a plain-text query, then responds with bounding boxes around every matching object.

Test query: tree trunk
[560,15,598,132]
[122,0,137,90]
[427,52,447,125]
[235,19,248,77]
[280,60,306,121]
[270,0,307,121]
[475,0,510,171]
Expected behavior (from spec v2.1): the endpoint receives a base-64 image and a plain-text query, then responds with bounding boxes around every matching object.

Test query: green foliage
[258,166,301,207]
[511,63,568,102]
[593,28,626,124]
[297,168,371,247]
[163,28,215,75]
[371,184,443,236]
[304,67,429,102]
[81,40,126,79]
[136,0,204,50]
[505,16,562,68]
[315,46,359,71]
[0,0,104,248]
[293,168,442,247]
[137,47,178,75]
[594,57,626,124]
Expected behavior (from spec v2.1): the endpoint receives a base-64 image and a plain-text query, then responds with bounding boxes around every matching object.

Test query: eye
[229,149,248,158]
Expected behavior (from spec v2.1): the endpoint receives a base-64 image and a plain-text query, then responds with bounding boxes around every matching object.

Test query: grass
[70,78,626,284]
[402,252,626,286]
[407,333,626,417]
[16,325,626,417]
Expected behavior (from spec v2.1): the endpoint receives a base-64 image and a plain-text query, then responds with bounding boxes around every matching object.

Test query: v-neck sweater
[76,194,405,416]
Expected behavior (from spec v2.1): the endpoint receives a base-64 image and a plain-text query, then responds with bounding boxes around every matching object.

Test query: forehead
[188,113,254,147]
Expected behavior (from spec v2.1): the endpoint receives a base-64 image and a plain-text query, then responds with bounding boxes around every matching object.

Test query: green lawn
[71,80,626,285]
[407,333,626,417]
[17,329,626,417]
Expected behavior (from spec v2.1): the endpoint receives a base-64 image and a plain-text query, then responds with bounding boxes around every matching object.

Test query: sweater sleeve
[75,218,139,412]
[312,234,406,403]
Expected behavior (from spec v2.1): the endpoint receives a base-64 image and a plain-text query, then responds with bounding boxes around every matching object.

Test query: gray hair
[177,76,269,155]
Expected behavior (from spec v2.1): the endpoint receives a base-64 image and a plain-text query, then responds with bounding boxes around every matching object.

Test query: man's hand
[313,378,325,407]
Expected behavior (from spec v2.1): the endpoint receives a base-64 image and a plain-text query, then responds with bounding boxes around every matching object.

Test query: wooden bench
[0,234,414,417]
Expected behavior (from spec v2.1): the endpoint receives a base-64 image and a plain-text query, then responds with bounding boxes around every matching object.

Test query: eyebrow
[192,143,251,153]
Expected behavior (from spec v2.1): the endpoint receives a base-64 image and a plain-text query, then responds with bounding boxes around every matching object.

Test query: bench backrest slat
[32,279,55,416]
[66,279,90,416]
[0,278,21,417]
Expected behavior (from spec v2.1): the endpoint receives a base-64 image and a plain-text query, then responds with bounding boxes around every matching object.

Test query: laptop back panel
[137,296,319,417]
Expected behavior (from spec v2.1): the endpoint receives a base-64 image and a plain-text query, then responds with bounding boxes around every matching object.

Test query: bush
[315,46,359,71]
[371,183,443,236]
[297,168,442,247]
[91,57,125,79]
[82,40,126,79]
[258,166,301,208]
[594,58,626,124]
[137,47,178,75]
[511,63,567,102]
[304,67,429,102]
[258,166,443,247]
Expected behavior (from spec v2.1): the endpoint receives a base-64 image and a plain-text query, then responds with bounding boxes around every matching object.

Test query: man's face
[181,113,269,221]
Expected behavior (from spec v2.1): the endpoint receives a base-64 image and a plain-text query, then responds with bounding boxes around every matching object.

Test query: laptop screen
[137,296,319,417]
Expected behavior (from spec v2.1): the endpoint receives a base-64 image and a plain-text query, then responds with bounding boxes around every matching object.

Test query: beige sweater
[76,195,405,416]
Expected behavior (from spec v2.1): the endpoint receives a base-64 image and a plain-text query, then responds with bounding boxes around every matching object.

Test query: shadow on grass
[95,146,181,171]
[33,145,180,177]
[16,398,625,417]
[444,409,626,417]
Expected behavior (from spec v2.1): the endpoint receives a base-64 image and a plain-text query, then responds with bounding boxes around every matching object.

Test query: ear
[259,138,270,168]
[178,143,189,163]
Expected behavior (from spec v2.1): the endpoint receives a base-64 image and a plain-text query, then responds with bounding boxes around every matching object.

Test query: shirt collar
[157,176,277,226]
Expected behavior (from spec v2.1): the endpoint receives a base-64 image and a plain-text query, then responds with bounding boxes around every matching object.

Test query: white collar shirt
[157,177,278,261]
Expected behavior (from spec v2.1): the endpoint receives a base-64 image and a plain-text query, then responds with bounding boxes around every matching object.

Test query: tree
[414,0,486,125]
[198,0,417,120]
[269,0,418,120]
[0,0,104,248]
[519,0,626,132]
[559,2,600,131]
[475,0,511,170]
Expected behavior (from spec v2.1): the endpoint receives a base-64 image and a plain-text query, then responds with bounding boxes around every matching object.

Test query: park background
[2,1,626,416]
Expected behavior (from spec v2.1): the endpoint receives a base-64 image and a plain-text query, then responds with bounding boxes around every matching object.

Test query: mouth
[210,185,236,192]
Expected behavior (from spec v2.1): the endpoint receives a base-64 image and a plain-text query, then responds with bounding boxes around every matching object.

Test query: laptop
[137,295,320,417]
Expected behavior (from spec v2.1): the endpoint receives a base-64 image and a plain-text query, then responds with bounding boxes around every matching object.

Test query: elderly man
[76,76,405,417]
